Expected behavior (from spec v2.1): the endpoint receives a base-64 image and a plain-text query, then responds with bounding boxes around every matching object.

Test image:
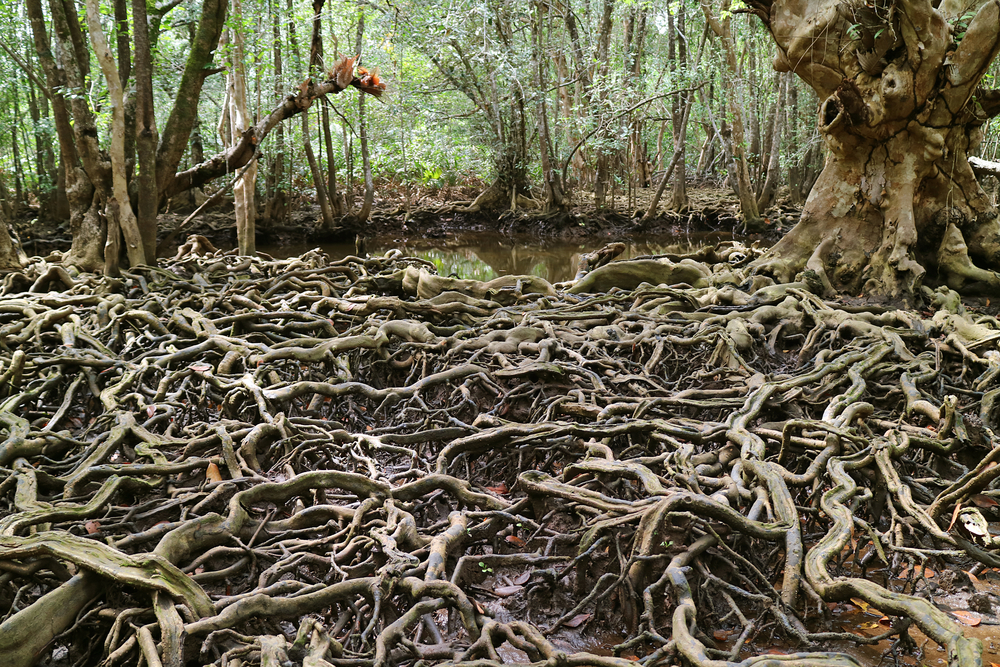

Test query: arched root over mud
[1,240,1000,667]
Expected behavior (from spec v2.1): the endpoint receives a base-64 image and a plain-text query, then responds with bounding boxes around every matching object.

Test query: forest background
[0,0,893,257]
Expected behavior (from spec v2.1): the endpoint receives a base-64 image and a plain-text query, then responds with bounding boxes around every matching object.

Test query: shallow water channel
[258,230,744,282]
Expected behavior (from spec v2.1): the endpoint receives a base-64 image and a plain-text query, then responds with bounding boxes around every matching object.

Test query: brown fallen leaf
[513,570,531,585]
[713,629,733,641]
[950,610,981,626]
[494,585,523,597]
[971,494,999,508]
[505,535,526,548]
[564,613,591,628]
[947,501,964,532]
[485,483,509,495]
[85,520,101,534]
[206,462,223,483]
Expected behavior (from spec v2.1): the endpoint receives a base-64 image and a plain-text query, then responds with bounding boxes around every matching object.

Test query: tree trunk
[756,72,787,212]
[0,177,24,270]
[296,0,335,229]
[303,108,335,228]
[668,2,688,212]
[750,0,1000,299]
[155,0,227,196]
[264,2,288,225]
[356,95,375,222]
[225,0,257,256]
[592,0,614,209]
[133,0,159,261]
[354,7,374,223]
[85,0,146,270]
[322,105,344,216]
[45,0,105,271]
[701,0,762,228]
[532,0,567,211]
[643,93,695,221]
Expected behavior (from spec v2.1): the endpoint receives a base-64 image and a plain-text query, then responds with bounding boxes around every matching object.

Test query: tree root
[0,244,997,667]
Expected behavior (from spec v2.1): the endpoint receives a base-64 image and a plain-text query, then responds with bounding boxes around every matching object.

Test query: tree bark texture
[751,0,1000,298]
[225,0,257,256]
[133,0,159,261]
[85,0,146,269]
[702,0,762,228]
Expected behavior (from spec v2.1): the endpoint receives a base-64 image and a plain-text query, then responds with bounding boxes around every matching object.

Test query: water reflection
[259,231,745,283]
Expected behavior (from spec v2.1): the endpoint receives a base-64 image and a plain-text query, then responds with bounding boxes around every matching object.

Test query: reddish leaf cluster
[355,66,387,97]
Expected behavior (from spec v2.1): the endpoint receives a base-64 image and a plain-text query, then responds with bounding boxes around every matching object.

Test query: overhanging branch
[161,57,383,200]
[969,156,1000,179]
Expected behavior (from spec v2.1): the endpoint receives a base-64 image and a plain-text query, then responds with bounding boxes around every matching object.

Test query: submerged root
[0,243,998,667]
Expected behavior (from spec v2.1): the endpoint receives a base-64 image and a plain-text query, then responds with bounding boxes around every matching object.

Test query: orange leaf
[206,462,223,483]
[713,629,733,641]
[947,501,964,532]
[850,597,883,616]
[878,615,891,626]
[971,494,999,508]
[485,483,509,495]
[951,610,981,626]
[505,535,526,548]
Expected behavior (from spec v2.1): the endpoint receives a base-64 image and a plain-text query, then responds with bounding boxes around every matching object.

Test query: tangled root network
[1,241,999,667]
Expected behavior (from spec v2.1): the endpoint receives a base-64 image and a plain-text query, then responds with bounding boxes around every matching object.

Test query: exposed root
[0,243,997,667]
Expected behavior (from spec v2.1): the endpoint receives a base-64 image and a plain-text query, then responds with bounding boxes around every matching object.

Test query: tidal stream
[258,230,746,283]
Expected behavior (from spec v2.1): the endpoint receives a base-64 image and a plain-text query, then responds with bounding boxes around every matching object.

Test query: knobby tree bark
[751,0,1000,298]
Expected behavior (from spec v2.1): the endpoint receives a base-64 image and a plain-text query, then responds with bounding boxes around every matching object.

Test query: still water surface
[259,231,744,283]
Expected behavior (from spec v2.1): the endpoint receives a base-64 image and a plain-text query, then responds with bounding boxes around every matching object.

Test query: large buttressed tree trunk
[750,0,1000,299]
